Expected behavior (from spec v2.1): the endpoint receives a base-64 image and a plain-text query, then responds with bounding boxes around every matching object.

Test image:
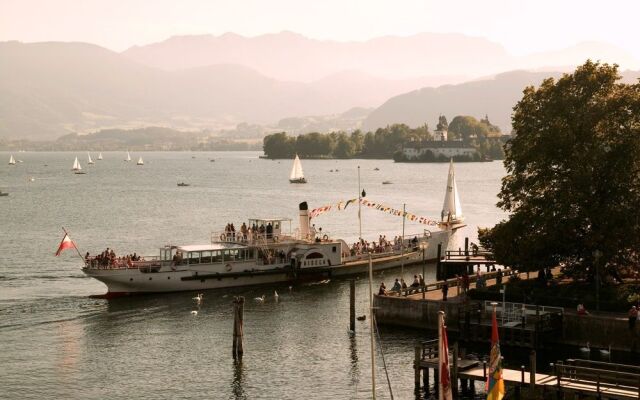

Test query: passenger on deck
[241,223,248,240]
[378,282,386,296]
[410,275,420,294]
[400,278,408,291]
[418,274,425,287]
[391,278,401,294]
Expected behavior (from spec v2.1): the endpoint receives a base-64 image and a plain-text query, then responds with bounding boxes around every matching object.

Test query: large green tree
[480,61,640,279]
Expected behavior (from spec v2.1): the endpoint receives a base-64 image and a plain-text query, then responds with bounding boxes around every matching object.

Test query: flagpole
[368,253,376,400]
[438,311,443,399]
[401,203,405,279]
[358,166,362,241]
[62,226,86,263]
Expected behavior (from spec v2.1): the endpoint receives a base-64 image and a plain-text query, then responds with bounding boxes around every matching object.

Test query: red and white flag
[55,233,77,256]
[439,311,453,400]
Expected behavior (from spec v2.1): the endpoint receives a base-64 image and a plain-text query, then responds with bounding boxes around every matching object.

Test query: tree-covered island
[262,115,508,161]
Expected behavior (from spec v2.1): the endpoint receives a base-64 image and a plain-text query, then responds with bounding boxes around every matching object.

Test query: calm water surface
[0,152,507,399]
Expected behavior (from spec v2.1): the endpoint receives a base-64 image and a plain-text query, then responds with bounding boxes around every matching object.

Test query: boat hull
[84,229,451,295]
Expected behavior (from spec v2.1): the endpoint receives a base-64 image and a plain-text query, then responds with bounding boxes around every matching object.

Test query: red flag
[55,233,77,256]
[439,312,452,400]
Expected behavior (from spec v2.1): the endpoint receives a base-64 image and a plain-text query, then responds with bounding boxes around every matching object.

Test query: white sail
[72,156,82,171]
[9,155,16,165]
[137,157,144,165]
[289,155,305,181]
[87,152,94,164]
[126,151,131,161]
[98,152,103,160]
[441,159,464,224]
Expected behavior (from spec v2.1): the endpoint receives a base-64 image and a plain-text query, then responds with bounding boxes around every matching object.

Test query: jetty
[414,340,640,399]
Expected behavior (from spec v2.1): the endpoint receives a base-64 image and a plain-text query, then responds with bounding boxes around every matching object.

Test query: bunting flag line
[308,197,442,226]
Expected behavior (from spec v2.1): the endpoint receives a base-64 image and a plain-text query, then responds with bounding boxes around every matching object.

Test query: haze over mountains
[1,32,639,140]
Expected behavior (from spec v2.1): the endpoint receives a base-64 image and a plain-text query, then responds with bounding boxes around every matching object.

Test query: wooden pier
[414,340,640,399]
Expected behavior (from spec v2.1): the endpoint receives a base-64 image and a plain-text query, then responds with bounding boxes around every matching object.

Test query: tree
[263,132,295,158]
[333,132,355,158]
[480,61,640,279]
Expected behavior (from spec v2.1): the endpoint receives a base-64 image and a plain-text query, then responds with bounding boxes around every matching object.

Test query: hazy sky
[2,0,640,57]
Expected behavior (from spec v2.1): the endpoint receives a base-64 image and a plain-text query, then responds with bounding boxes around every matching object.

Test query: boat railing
[84,256,160,270]
[210,231,300,246]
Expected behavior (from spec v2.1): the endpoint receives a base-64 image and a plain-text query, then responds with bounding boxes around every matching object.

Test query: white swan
[192,293,203,305]
[190,310,198,315]
[579,342,590,358]
[274,290,279,301]
[254,295,266,303]
[599,344,611,360]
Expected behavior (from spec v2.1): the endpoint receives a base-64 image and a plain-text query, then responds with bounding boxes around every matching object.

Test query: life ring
[225,264,232,272]
[322,234,329,241]
[220,233,226,241]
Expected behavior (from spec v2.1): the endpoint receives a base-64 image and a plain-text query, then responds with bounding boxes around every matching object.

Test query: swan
[288,285,293,292]
[192,293,203,305]
[579,342,590,358]
[274,291,279,301]
[254,295,266,303]
[599,344,611,360]
[190,310,198,315]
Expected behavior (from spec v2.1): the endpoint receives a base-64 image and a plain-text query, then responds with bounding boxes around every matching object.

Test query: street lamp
[592,249,602,312]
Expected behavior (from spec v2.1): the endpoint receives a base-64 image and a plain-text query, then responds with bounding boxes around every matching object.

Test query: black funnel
[299,201,308,211]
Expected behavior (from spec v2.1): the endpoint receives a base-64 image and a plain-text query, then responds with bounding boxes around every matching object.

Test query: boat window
[226,249,239,261]
[201,251,212,264]
[332,246,337,253]
[188,252,201,264]
[306,252,324,259]
[212,251,223,262]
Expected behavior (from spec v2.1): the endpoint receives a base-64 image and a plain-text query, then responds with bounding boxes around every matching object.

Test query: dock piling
[349,279,355,332]
[530,350,536,391]
[452,342,459,398]
[414,344,422,392]
[232,296,245,360]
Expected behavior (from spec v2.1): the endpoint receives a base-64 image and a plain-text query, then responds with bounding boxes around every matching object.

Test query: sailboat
[289,154,306,183]
[125,151,131,162]
[8,155,16,165]
[72,157,86,174]
[98,152,103,160]
[441,159,464,224]
[136,156,144,166]
[87,152,94,165]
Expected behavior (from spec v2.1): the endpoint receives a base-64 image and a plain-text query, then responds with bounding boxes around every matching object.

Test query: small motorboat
[0,191,8,197]
[382,181,392,185]
[210,159,215,162]
[374,167,380,171]
[177,182,190,187]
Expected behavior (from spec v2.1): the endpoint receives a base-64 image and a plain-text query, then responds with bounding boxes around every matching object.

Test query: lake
[0,151,507,399]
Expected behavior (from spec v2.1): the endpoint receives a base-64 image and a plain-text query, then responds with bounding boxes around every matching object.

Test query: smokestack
[299,202,310,239]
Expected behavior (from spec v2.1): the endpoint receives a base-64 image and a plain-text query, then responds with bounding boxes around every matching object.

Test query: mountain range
[1,32,639,140]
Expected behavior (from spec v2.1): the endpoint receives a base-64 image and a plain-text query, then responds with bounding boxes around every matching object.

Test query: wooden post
[436,243,442,280]
[530,350,536,391]
[349,279,356,332]
[414,344,422,392]
[434,365,439,397]
[423,364,429,395]
[452,342,459,398]
[464,237,469,261]
[232,296,245,360]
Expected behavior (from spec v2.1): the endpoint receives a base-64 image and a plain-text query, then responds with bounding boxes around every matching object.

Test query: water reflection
[348,335,359,385]
[231,360,246,400]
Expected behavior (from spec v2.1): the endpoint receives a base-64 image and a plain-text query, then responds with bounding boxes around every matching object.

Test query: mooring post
[529,350,536,391]
[414,344,422,392]
[452,342,459,398]
[423,364,429,395]
[464,237,469,260]
[434,366,439,397]
[349,279,356,332]
[436,243,442,280]
[232,296,245,360]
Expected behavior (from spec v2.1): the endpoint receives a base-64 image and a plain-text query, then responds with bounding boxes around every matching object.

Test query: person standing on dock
[442,282,449,301]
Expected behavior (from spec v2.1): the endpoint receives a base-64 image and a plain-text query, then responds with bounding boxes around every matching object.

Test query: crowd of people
[85,248,143,268]
[350,235,419,256]
[222,222,277,241]
[378,274,425,296]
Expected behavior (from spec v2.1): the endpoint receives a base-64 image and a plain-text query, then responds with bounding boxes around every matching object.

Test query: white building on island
[402,128,477,160]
